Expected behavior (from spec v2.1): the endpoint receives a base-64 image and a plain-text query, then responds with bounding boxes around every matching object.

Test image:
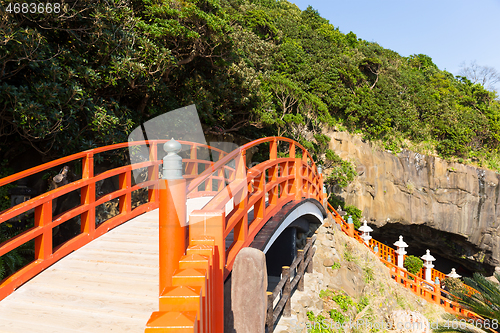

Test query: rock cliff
[327,131,500,271]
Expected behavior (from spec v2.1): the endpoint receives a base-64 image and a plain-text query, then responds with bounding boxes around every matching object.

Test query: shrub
[344,205,362,229]
[403,255,423,275]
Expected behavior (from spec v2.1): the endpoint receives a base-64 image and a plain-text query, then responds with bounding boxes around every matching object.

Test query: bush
[344,205,362,229]
[441,277,465,293]
[403,255,423,275]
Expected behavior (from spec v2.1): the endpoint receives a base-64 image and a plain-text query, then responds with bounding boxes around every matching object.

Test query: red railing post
[234,153,248,243]
[34,201,52,260]
[294,153,303,201]
[318,165,325,204]
[119,170,132,214]
[148,142,159,203]
[159,140,187,294]
[81,152,95,234]
[270,137,278,160]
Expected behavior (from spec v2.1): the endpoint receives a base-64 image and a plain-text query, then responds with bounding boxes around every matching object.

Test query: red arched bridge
[0,137,475,332]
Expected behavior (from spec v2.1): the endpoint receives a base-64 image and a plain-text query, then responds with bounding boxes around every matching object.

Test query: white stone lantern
[447,268,461,279]
[421,249,436,282]
[358,220,373,245]
[393,235,408,268]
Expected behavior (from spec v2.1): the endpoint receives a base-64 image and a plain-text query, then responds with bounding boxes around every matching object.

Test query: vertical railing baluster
[148,142,158,203]
[294,150,304,200]
[306,237,313,274]
[266,291,274,332]
[254,173,266,219]
[34,200,52,260]
[81,152,95,234]
[234,153,248,242]
[297,249,305,291]
[119,169,131,214]
[289,141,295,158]
[283,266,291,317]
[270,137,277,160]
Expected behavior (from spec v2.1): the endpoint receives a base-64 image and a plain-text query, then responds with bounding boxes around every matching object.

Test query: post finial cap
[164,138,182,154]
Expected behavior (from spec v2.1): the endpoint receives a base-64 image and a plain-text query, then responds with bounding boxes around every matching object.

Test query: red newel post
[159,139,187,295]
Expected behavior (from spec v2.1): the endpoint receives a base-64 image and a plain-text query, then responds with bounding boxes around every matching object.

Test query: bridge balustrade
[0,140,229,301]
[147,137,324,332]
[326,203,482,319]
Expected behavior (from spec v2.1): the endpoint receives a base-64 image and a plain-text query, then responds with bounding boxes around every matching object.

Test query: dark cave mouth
[369,222,495,277]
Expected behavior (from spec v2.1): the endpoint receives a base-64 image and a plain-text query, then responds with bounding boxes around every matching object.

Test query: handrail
[266,236,316,332]
[186,136,318,194]
[0,139,228,301]
[0,140,228,190]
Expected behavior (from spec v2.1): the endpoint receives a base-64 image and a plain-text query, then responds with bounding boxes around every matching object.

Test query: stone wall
[327,131,500,269]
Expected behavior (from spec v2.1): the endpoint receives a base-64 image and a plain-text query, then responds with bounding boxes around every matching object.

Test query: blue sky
[291,0,500,91]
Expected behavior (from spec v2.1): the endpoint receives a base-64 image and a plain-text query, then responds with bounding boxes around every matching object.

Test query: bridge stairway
[0,209,160,333]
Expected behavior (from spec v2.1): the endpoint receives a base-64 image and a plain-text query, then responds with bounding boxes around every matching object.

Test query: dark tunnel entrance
[370,222,496,277]
[266,227,297,277]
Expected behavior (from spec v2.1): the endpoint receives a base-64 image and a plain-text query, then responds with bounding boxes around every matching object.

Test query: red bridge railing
[146,137,324,332]
[326,202,480,318]
[0,140,229,301]
[0,137,325,332]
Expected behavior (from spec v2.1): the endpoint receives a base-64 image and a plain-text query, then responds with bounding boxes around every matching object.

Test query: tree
[459,61,500,92]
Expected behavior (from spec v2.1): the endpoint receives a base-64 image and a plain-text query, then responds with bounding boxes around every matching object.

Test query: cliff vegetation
[1,0,499,185]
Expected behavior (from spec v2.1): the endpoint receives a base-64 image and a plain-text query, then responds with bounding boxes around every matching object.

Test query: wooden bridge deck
[0,209,160,333]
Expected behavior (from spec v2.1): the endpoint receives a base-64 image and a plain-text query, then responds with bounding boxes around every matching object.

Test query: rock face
[327,131,500,269]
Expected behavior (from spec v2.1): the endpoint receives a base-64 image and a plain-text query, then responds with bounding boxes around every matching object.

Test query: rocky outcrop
[274,216,446,332]
[327,131,500,270]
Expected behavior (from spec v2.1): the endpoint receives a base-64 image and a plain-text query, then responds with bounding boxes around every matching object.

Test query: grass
[331,262,341,270]
[406,181,415,193]
[363,266,374,283]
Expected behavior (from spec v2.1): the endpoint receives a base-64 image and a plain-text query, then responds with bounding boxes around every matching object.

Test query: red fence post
[34,201,52,260]
[148,142,159,203]
[81,152,95,235]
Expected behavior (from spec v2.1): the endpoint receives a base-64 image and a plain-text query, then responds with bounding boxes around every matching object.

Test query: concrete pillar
[232,247,268,333]
[421,249,436,282]
[393,236,408,269]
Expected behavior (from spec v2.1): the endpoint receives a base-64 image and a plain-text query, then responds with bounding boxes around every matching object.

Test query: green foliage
[329,308,347,324]
[307,311,332,333]
[363,266,374,283]
[442,277,466,294]
[0,161,14,212]
[0,223,35,280]
[344,205,362,229]
[2,0,500,186]
[403,255,423,275]
[319,289,334,299]
[356,296,369,312]
[453,273,500,323]
[331,262,341,270]
[434,273,500,333]
[331,292,355,311]
[343,249,354,262]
